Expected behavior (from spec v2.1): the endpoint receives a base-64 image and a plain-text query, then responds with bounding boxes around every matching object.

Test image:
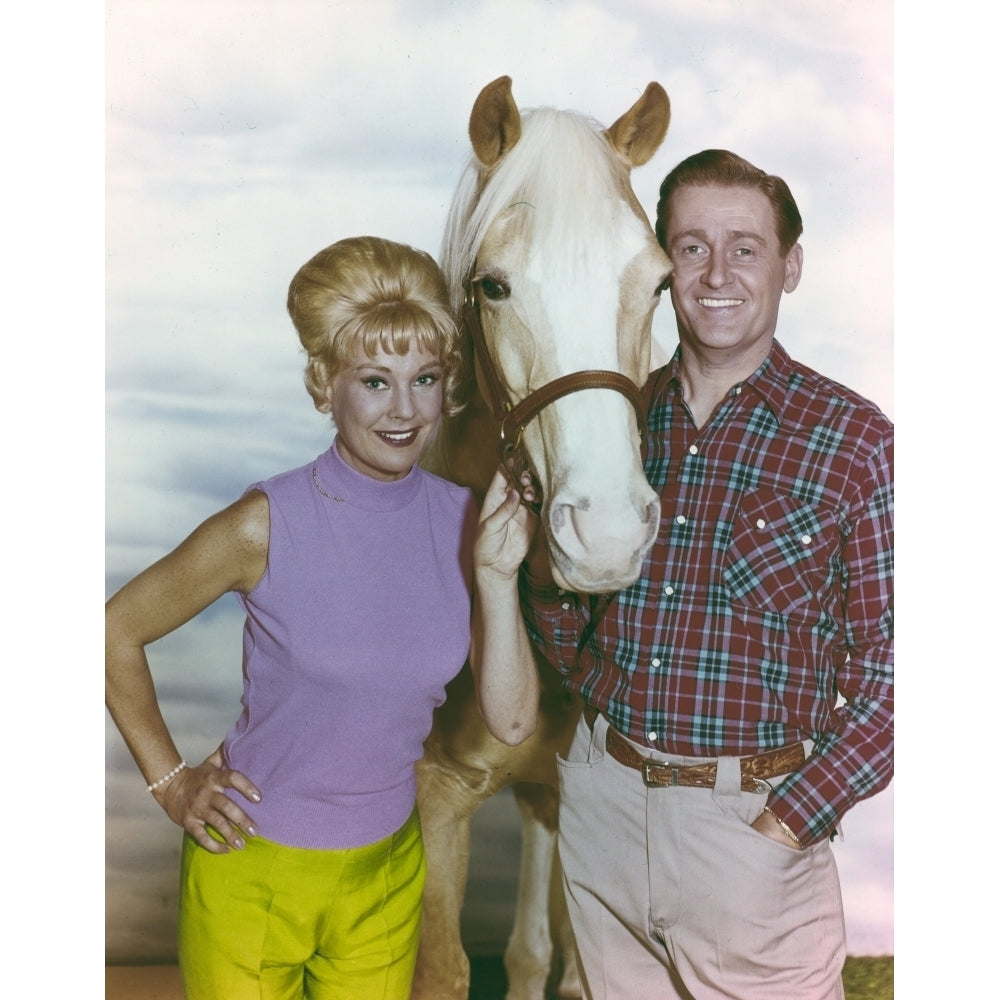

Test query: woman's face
[323,342,444,481]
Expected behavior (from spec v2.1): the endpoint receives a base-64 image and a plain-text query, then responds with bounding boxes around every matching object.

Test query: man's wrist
[761,805,803,849]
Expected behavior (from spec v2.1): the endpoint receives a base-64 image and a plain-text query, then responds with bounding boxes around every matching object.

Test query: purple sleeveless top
[221,441,476,848]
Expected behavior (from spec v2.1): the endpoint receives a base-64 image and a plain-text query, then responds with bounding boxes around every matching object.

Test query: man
[520,149,893,1000]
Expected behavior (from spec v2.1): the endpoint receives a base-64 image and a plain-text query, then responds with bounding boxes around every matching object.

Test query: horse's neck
[422,390,500,501]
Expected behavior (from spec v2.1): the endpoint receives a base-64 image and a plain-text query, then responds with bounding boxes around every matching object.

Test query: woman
[105,236,540,1000]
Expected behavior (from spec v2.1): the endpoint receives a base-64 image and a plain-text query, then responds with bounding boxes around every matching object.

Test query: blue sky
[103,0,894,966]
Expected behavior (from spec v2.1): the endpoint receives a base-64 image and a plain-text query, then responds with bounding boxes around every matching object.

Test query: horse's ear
[606,82,670,168]
[469,75,522,167]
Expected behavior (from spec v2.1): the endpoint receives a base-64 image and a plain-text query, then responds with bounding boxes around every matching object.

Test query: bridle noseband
[462,276,647,511]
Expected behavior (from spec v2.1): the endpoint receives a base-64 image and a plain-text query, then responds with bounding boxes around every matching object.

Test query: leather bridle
[462,274,647,510]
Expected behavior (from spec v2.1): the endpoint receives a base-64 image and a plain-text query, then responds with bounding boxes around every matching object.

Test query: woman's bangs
[365,309,445,361]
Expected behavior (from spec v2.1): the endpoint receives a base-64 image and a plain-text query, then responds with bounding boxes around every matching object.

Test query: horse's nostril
[644,497,660,525]
[550,503,567,531]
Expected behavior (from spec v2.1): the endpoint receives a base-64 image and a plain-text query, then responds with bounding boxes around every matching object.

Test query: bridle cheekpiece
[462,273,647,510]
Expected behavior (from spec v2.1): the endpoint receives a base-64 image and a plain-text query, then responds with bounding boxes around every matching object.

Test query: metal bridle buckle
[498,414,523,452]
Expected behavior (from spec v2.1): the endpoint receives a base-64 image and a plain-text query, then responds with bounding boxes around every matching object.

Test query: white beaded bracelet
[146,761,188,793]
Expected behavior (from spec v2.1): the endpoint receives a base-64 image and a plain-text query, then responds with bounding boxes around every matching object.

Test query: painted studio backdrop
[105,0,893,962]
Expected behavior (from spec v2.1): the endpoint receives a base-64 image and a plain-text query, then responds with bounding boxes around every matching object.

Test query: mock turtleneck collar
[311,439,423,512]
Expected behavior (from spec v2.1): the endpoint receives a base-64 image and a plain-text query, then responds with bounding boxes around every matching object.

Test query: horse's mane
[439,106,627,314]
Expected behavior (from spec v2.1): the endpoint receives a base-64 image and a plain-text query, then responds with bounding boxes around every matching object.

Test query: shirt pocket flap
[723,488,840,616]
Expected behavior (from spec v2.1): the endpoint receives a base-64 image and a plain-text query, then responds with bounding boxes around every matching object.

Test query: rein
[462,276,647,511]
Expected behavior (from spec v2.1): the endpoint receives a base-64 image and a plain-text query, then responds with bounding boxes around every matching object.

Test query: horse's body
[414,77,671,1000]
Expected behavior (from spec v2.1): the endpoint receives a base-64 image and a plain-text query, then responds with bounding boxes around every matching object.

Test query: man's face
[663,184,802,365]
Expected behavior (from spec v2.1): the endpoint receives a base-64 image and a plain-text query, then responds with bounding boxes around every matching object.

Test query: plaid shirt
[520,341,893,846]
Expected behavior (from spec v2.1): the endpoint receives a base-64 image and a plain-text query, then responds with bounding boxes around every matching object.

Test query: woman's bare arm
[105,490,269,852]
[470,469,540,746]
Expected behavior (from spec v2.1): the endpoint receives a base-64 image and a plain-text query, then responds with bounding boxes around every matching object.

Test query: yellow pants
[177,809,426,1000]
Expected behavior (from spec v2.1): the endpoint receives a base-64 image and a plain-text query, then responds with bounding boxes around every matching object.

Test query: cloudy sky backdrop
[104,0,894,963]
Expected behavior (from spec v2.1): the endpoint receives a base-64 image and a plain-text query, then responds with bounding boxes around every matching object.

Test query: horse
[414,76,672,1000]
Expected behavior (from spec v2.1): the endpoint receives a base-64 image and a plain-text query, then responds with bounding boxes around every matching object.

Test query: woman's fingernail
[247,825,258,837]
[234,838,245,850]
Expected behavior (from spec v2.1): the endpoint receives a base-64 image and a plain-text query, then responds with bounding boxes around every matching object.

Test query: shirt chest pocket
[723,488,841,617]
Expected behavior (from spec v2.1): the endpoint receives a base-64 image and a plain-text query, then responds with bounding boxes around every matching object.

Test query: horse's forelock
[441,107,624,310]
[440,159,482,313]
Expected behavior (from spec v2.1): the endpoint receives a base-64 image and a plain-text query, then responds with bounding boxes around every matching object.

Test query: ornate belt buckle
[642,759,677,787]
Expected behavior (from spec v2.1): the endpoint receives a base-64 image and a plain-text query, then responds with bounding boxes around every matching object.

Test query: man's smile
[697,297,745,308]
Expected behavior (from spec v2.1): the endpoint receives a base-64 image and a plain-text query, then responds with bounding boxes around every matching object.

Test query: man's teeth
[698,298,744,308]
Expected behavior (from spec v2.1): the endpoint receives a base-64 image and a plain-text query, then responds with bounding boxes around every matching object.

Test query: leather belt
[583,706,805,792]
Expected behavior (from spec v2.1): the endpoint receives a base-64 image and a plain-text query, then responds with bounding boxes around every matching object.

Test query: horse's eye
[478,276,511,301]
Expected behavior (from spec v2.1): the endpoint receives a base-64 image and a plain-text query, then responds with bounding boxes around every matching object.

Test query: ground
[105,956,893,999]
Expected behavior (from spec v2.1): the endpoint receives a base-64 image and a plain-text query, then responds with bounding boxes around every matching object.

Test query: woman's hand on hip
[153,746,262,854]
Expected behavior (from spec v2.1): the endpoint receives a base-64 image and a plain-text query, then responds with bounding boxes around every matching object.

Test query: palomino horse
[414,76,672,999]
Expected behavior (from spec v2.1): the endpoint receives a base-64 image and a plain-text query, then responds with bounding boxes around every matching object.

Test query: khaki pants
[557,712,846,1000]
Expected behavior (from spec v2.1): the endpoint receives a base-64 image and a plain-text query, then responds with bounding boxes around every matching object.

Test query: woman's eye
[362,377,387,390]
[415,372,440,387]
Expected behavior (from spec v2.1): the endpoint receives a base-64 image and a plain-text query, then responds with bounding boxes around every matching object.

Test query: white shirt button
[801,534,812,546]
[561,602,570,610]
[688,444,698,455]
[735,385,743,395]
[664,585,674,596]
[651,657,661,667]
[756,518,766,529]
[647,731,658,741]
[676,515,686,525]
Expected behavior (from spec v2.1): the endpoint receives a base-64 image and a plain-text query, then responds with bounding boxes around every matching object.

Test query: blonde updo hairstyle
[287,236,465,418]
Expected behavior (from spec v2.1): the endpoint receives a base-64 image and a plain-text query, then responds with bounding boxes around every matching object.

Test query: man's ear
[783,243,803,293]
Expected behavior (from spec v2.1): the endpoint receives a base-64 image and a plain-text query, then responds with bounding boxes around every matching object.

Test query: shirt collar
[666,339,792,426]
